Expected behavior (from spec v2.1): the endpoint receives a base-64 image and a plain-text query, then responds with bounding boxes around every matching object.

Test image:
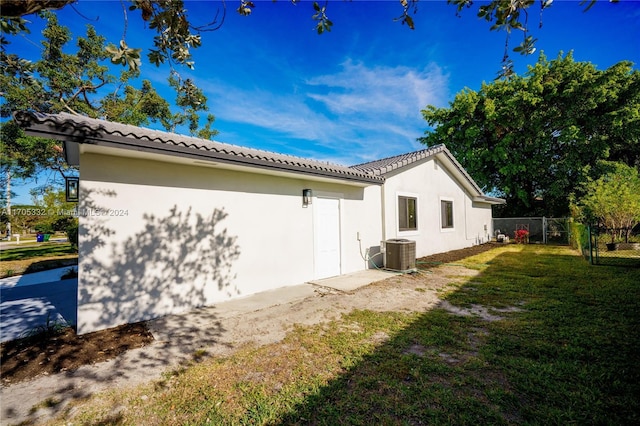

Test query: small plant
[29,396,62,414]
[192,349,208,361]
[19,313,71,340]
[514,229,529,244]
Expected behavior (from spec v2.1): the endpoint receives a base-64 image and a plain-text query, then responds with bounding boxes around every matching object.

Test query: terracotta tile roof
[14,112,384,184]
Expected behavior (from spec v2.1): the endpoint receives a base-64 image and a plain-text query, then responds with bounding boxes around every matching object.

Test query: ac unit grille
[384,239,416,272]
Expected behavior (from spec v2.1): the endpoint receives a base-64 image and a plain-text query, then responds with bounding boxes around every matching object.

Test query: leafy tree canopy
[420,52,640,217]
[1,10,218,213]
[571,161,640,242]
[1,10,216,135]
[1,11,218,187]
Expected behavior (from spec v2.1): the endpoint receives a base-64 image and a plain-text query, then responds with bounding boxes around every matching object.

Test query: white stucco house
[15,112,504,334]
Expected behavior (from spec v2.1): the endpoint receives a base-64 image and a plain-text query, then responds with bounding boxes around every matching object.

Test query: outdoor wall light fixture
[66,177,79,202]
[302,189,312,207]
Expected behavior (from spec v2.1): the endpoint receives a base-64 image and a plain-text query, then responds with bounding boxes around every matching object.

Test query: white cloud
[306,60,449,118]
[200,61,449,164]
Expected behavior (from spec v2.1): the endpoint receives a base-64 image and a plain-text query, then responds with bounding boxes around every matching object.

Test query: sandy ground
[0,264,480,425]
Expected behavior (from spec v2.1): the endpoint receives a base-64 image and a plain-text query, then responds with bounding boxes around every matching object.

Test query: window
[441,200,454,229]
[398,196,417,231]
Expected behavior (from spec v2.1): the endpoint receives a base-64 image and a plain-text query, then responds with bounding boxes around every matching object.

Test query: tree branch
[1,0,77,18]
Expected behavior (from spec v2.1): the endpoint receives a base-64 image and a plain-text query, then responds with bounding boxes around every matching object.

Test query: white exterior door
[314,197,341,279]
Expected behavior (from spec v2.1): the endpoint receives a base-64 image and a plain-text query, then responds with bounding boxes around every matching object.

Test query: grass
[0,242,77,262]
[49,245,640,425]
[0,242,78,278]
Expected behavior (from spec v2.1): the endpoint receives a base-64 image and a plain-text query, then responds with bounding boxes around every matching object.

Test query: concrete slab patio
[308,269,400,292]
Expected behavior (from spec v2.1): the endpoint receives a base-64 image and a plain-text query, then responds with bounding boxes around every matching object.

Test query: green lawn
[0,243,78,277]
[0,242,77,262]
[51,245,640,425]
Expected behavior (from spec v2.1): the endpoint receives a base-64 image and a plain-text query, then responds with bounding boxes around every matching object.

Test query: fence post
[588,224,594,265]
[543,216,547,244]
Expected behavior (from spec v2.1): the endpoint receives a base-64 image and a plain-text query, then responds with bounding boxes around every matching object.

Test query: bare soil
[0,323,154,386]
[0,243,499,425]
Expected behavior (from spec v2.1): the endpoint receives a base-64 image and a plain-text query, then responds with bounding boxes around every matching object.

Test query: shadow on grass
[273,247,640,425]
[22,258,78,275]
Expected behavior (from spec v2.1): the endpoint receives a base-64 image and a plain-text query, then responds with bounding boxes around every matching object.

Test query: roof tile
[14,112,384,184]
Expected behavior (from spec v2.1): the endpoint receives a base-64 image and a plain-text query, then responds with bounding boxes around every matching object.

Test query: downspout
[464,192,475,243]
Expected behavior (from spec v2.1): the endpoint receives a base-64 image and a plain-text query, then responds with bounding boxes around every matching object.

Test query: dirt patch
[1,323,154,385]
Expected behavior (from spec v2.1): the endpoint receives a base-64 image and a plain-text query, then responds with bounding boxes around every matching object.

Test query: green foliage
[32,188,79,232]
[421,53,640,217]
[572,161,640,242]
[105,40,142,70]
[3,205,42,234]
[19,313,71,340]
[0,121,64,183]
[569,220,589,251]
[0,10,218,139]
[66,223,78,248]
[34,223,54,234]
[312,2,333,34]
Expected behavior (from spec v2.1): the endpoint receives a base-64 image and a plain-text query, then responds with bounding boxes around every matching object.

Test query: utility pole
[5,169,11,240]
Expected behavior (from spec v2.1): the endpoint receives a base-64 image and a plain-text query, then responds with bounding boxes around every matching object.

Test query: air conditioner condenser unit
[384,239,416,272]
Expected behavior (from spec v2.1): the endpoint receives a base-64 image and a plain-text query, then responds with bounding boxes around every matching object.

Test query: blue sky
[6,0,640,204]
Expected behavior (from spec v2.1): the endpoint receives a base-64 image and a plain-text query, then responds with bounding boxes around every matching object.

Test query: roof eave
[16,112,384,185]
[473,195,507,205]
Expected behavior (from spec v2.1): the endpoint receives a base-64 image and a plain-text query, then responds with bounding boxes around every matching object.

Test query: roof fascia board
[435,149,484,195]
[19,115,383,185]
[473,195,507,205]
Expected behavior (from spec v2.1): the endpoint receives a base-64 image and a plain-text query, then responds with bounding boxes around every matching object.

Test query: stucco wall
[77,152,382,334]
[382,157,493,258]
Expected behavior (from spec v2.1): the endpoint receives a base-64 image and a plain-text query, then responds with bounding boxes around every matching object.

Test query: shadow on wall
[78,188,241,334]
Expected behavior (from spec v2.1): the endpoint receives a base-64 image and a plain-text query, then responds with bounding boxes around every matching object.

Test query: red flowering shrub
[514,229,529,244]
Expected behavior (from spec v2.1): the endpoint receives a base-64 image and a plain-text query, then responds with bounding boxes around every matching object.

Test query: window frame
[397,193,419,234]
[440,198,455,231]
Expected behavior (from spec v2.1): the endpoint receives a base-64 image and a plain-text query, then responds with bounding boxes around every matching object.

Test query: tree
[1,11,218,136]
[1,120,66,237]
[1,11,219,233]
[420,52,640,217]
[571,162,640,243]
[31,187,79,233]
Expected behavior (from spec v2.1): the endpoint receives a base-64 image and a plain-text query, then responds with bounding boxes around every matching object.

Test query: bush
[66,223,78,248]
[35,223,54,234]
[569,220,591,256]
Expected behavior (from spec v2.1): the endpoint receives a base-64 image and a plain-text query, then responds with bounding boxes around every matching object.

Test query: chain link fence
[492,217,570,245]
[584,226,640,267]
